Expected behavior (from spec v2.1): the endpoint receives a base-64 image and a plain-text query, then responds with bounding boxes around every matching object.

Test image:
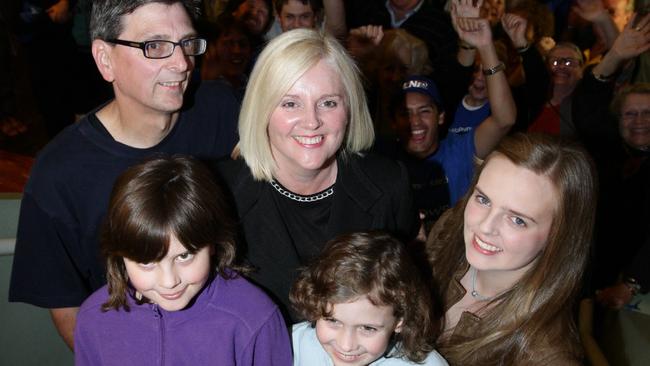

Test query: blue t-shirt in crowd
[426,131,476,205]
[448,98,490,135]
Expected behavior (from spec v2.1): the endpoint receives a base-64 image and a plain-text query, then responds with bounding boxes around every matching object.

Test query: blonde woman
[216,29,417,320]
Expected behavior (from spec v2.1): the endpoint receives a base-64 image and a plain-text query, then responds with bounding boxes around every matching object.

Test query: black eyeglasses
[107,38,207,59]
[549,57,580,68]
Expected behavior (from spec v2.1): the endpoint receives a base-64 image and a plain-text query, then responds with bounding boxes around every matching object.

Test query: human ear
[438,112,445,126]
[394,318,404,333]
[92,39,115,82]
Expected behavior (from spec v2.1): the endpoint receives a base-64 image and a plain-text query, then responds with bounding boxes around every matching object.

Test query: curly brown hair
[100,155,240,311]
[290,231,436,363]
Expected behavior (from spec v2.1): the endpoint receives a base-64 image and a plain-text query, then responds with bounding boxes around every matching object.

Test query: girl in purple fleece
[74,156,292,365]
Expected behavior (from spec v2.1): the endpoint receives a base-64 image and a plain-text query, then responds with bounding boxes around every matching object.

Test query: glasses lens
[551,58,578,67]
[182,38,207,56]
[145,41,174,58]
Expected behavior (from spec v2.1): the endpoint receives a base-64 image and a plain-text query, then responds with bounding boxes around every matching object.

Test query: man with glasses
[9,0,239,350]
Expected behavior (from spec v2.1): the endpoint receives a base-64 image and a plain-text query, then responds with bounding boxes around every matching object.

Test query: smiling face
[233,0,271,35]
[99,2,196,117]
[463,155,557,278]
[267,59,347,179]
[619,93,650,150]
[394,92,444,159]
[214,29,251,79]
[547,46,583,88]
[123,234,212,311]
[315,297,403,366]
[278,0,317,32]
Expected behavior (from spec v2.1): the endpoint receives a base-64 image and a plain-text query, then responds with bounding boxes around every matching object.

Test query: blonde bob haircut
[238,28,375,181]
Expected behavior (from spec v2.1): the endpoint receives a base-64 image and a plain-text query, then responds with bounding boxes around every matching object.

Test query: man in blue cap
[389,72,515,228]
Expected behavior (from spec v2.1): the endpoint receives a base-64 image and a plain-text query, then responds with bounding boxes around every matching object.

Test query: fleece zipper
[152,304,165,366]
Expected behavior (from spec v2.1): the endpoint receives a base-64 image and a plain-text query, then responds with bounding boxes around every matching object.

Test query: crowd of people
[3,0,649,365]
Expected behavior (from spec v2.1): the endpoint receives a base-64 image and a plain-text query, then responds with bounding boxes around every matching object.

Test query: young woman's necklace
[470,267,494,302]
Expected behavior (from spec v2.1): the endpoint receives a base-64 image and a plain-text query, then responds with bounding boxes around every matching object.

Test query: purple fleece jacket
[75,274,292,365]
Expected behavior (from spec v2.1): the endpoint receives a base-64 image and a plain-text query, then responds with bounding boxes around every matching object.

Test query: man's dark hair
[274,0,323,14]
[90,0,201,40]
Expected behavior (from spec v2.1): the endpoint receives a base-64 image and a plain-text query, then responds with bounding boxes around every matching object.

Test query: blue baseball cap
[400,75,443,108]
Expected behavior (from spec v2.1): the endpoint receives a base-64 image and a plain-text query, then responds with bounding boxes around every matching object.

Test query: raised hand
[348,25,384,46]
[46,0,72,24]
[453,0,482,19]
[455,16,493,49]
[347,25,384,59]
[573,0,609,22]
[500,13,528,48]
[610,13,650,60]
[451,0,488,47]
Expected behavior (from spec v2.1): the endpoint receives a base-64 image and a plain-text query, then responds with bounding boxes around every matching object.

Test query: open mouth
[410,128,426,142]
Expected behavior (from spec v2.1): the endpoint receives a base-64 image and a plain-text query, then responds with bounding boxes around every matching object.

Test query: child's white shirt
[291,321,449,366]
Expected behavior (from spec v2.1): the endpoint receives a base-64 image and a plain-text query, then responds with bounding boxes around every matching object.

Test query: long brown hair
[101,155,239,311]
[290,231,436,363]
[428,133,597,365]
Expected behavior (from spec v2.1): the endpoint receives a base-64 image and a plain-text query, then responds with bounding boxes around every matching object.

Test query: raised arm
[346,25,384,60]
[501,12,549,130]
[573,13,650,147]
[46,0,72,24]
[451,0,482,67]
[500,12,529,49]
[323,0,347,39]
[592,13,650,78]
[452,0,516,159]
[574,0,619,51]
